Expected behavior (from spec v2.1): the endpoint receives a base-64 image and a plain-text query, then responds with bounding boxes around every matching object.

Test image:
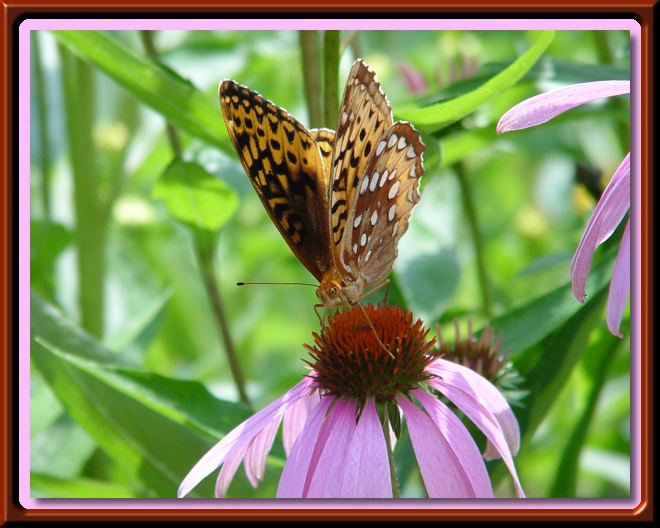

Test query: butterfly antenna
[357,303,395,360]
[237,281,318,287]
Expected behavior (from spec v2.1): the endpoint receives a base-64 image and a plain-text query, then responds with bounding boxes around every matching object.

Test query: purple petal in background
[607,220,631,337]
[339,398,391,498]
[571,153,630,303]
[497,80,630,134]
[396,63,428,95]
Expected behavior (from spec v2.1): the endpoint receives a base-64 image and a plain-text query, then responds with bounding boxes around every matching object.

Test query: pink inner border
[18,19,642,510]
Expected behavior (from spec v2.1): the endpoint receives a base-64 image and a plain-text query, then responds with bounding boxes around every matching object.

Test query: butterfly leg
[314,303,328,331]
[361,279,391,305]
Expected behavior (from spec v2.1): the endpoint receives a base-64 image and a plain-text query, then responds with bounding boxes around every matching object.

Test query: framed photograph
[3,1,652,522]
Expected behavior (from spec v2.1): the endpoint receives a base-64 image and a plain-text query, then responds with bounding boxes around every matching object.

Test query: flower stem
[382,408,401,499]
[141,30,249,407]
[455,162,493,318]
[195,239,251,407]
[322,30,341,129]
[299,31,323,129]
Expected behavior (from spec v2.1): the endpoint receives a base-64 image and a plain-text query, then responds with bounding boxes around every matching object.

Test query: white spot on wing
[388,181,400,199]
[389,169,397,180]
[360,233,367,246]
[407,145,416,158]
[388,134,398,148]
[397,136,407,149]
[370,210,378,225]
[341,112,349,125]
[353,243,358,254]
[410,165,416,178]
[388,204,396,221]
[370,172,379,191]
[379,171,388,187]
[365,250,372,262]
[360,176,369,195]
[353,214,362,228]
[376,141,386,156]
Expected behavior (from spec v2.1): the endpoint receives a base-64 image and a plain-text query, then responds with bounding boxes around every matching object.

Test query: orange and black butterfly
[220,59,424,309]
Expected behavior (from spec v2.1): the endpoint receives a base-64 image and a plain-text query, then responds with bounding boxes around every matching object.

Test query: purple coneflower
[178,304,524,499]
[497,80,631,337]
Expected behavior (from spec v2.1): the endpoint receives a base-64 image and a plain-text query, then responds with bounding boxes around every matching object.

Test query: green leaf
[487,249,616,356]
[30,220,72,297]
[51,30,230,151]
[548,332,621,497]
[154,158,239,235]
[397,31,555,131]
[30,292,275,497]
[31,473,138,499]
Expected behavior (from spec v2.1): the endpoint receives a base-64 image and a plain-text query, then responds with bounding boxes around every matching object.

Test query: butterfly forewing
[329,60,393,266]
[220,80,333,281]
[341,122,424,285]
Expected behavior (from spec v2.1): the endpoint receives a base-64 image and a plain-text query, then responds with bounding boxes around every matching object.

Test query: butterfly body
[220,59,424,309]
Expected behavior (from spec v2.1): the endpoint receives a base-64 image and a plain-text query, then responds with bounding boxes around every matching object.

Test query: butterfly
[220,59,424,309]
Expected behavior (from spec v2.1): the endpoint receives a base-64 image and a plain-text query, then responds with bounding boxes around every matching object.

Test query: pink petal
[571,154,630,302]
[215,444,248,497]
[305,399,358,498]
[396,394,478,498]
[607,220,630,337]
[243,415,282,487]
[497,80,630,134]
[414,390,493,498]
[428,359,521,457]
[276,396,332,498]
[178,376,312,498]
[427,379,525,498]
[339,398,391,498]
[283,390,320,457]
[396,63,428,95]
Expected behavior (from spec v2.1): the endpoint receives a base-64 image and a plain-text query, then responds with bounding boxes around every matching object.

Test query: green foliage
[154,158,239,236]
[30,28,631,499]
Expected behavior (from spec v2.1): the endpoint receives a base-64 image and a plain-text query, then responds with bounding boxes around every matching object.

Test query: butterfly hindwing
[329,60,393,269]
[341,122,424,286]
[220,80,332,281]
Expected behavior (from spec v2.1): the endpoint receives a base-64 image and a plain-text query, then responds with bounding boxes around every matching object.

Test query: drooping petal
[497,80,630,134]
[607,220,631,337]
[277,396,332,498]
[282,389,321,457]
[339,398,391,498]
[215,444,248,497]
[243,415,282,488]
[571,153,630,302]
[427,359,520,457]
[305,399,358,498]
[427,378,525,498]
[396,394,478,498]
[414,390,493,498]
[178,376,313,498]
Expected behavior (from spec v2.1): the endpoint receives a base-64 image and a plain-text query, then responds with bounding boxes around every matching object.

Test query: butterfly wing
[341,122,424,286]
[220,80,333,282]
[329,60,393,274]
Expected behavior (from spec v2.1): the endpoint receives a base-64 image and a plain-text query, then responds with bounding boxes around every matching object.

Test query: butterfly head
[316,270,364,307]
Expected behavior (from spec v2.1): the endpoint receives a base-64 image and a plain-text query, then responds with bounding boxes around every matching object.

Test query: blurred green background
[29,29,630,499]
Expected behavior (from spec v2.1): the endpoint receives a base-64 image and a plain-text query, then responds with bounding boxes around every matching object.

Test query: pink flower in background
[396,63,428,95]
[497,81,631,337]
[178,305,524,499]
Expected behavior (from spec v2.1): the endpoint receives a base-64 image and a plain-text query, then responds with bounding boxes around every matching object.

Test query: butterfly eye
[329,284,340,297]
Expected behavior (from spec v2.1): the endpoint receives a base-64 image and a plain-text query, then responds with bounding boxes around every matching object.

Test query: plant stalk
[322,30,341,129]
[299,31,323,129]
[455,162,493,318]
[382,408,401,499]
[195,240,251,407]
[32,32,52,220]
